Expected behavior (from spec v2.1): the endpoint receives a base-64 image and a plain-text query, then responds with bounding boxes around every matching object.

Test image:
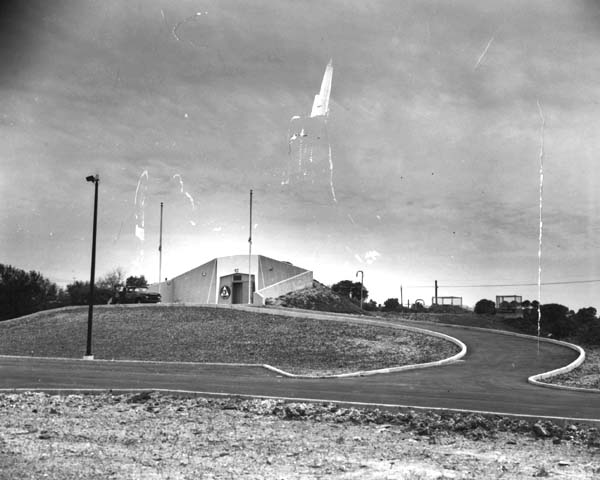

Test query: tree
[573,307,597,322]
[97,267,125,291]
[0,264,63,320]
[66,280,91,306]
[572,307,600,345]
[362,300,379,312]
[331,280,353,297]
[66,280,113,305]
[331,280,368,303]
[126,275,148,288]
[540,303,572,339]
[383,298,401,312]
[474,299,496,315]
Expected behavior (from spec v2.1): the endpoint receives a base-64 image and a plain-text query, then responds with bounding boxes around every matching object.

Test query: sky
[1,0,599,309]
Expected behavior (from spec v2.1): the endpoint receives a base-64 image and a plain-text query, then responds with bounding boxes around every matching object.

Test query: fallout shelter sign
[220,286,231,299]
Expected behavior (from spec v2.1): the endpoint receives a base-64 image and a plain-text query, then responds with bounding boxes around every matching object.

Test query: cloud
[355,250,381,265]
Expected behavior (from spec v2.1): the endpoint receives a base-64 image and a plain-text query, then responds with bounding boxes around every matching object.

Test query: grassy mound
[271,281,364,314]
[0,306,457,375]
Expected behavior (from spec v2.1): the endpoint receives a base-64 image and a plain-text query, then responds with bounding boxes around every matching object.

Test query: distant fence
[431,296,462,306]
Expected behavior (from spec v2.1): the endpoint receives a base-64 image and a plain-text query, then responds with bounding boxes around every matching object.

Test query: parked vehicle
[113,286,161,304]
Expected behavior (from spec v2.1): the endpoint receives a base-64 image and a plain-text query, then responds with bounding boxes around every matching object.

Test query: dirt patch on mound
[271,282,364,314]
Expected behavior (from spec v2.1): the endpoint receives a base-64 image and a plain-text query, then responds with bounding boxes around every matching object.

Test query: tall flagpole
[158,202,163,295]
[248,189,253,304]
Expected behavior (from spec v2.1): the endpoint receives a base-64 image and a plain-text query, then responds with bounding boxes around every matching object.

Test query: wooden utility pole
[400,284,403,307]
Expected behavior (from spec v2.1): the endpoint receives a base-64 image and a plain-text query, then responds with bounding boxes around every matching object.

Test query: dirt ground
[1,392,599,479]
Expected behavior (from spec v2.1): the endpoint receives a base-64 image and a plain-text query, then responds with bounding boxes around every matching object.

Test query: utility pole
[356,270,364,309]
[248,189,253,304]
[434,280,438,305]
[85,174,99,360]
[158,202,163,296]
[400,284,403,307]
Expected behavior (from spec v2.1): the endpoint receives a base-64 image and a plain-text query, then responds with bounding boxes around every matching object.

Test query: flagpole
[248,189,253,304]
[158,202,163,295]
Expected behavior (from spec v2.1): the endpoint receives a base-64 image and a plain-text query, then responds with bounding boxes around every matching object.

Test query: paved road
[1,319,598,421]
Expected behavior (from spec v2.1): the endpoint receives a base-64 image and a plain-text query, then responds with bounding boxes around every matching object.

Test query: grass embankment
[0,306,457,375]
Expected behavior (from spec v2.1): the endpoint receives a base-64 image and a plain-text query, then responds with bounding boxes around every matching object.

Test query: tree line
[337,285,599,345]
[474,298,600,344]
[0,264,147,321]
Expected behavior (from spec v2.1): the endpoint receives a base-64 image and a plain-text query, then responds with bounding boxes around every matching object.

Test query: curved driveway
[0,315,598,422]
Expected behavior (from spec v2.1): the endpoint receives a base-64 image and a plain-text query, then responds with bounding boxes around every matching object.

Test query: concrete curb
[0,354,264,369]
[382,315,599,394]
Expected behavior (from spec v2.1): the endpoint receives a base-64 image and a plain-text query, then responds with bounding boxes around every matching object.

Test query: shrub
[474,299,496,315]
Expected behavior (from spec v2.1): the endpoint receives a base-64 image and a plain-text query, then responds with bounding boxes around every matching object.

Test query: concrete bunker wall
[151,259,217,304]
[150,254,312,305]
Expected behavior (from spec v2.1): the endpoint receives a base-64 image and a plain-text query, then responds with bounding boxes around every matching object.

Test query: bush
[362,300,379,311]
[474,299,496,315]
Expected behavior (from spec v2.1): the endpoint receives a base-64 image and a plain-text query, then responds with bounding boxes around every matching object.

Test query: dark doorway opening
[232,282,244,304]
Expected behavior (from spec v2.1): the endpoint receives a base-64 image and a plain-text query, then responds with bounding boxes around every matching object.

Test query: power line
[406,279,600,289]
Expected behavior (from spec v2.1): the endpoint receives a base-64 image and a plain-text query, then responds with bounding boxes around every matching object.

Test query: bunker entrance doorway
[218,273,255,305]
[232,281,244,304]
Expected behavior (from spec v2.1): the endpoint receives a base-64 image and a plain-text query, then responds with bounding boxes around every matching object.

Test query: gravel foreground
[1,392,599,479]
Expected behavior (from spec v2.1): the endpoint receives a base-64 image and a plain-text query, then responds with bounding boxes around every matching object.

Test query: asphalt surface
[1,318,598,421]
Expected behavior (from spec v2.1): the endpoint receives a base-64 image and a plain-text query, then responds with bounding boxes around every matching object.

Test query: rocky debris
[125,391,153,404]
[533,422,550,438]
[1,391,599,479]
[205,395,600,446]
[3,390,598,447]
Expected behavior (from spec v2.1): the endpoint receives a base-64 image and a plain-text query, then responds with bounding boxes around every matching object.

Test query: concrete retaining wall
[254,271,313,305]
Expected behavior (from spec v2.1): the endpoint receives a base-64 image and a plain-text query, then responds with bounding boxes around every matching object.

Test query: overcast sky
[1,0,599,309]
